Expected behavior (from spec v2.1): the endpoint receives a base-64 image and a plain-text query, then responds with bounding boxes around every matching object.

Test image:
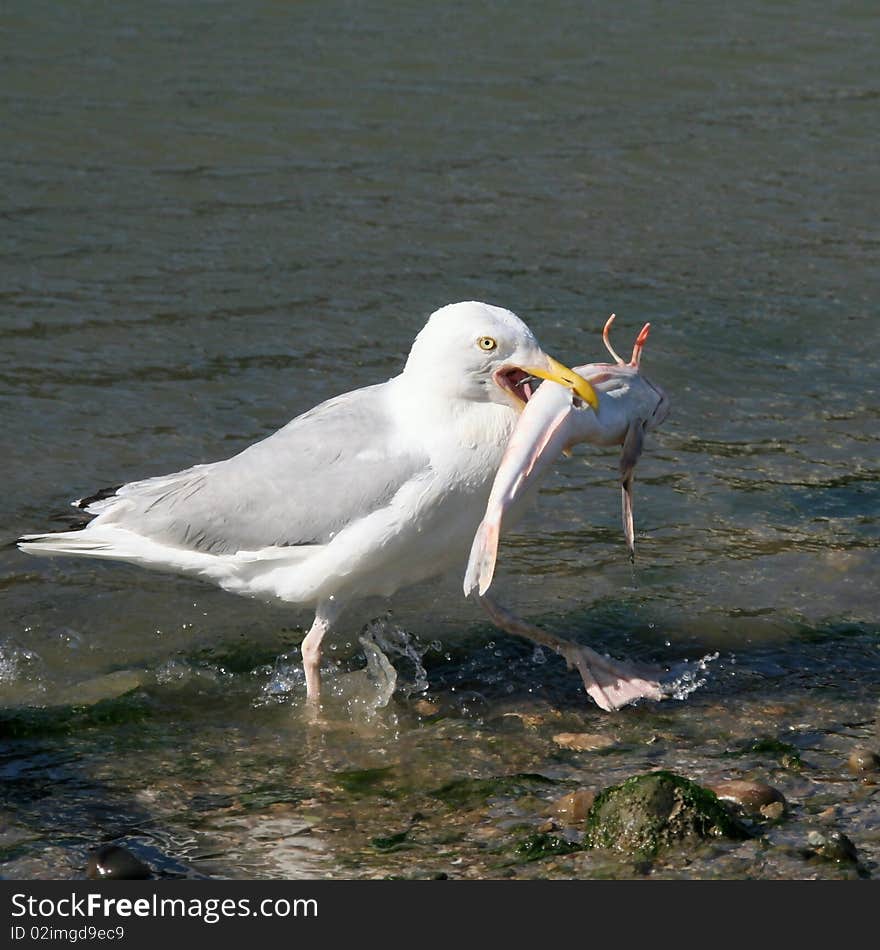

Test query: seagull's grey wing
[85,383,430,554]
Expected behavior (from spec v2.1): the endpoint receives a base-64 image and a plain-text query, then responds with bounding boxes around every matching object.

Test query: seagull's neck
[387,374,517,457]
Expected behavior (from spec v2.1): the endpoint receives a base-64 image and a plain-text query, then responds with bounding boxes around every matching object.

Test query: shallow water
[1,1,878,879]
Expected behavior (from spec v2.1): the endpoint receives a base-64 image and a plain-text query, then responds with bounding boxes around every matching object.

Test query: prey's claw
[559,642,665,711]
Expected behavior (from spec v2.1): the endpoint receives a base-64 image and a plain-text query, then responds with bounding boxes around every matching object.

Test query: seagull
[19,301,598,704]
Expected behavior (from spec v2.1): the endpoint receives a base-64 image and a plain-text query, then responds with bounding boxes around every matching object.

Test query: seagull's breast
[310,396,518,599]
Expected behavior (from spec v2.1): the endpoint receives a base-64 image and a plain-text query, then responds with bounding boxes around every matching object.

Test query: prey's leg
[478,594,664,712]
[619,419,646,562]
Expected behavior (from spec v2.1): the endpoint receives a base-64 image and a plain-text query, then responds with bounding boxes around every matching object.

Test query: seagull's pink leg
[478,594,664,711]
[300,600,343,704]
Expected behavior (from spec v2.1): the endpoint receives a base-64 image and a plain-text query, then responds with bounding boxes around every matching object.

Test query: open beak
[502,355,598,411]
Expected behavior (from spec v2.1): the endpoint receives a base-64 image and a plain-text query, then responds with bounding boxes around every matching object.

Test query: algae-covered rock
[737,738,802,770]
[584,771,749,856]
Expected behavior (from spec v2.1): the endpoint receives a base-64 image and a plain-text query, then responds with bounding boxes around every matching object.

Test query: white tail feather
[18,532,116,557]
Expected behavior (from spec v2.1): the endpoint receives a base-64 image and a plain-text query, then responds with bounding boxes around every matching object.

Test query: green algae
[334,766,396,795]
[370,830,411,852]
[514,832,582,863]
[728,737,804,770]
[0,691,150,738]
[430,772,556,809]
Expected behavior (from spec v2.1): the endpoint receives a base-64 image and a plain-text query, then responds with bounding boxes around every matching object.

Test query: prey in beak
[467,315,671,712]
[494,355,600,411]
[471,319,668,598]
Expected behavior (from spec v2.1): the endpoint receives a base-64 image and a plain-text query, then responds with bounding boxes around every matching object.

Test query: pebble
[759,801,785,821]
[757,704,789,717]
[709,779,785,815]
[847,748,880,775]
[501,711,556,729]
[552,732,615,752]
[413,699,440,717]
[86,844,151,880]
[472,824,502,841]
[805,830,859,864]
[550,790,596,823]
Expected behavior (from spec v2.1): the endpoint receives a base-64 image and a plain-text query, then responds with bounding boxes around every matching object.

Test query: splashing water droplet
[663,652,719,702]
[361,618,433,698]
[257,650,305,704]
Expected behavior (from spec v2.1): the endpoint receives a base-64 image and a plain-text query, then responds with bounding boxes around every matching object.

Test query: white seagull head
[402,301,598,410]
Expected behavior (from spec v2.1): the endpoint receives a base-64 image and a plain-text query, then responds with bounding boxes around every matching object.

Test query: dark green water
[1,1,878,879]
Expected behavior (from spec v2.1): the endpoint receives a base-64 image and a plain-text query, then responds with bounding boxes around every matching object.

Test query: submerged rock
[334,766,395,795]
[804,830,859,865]
[552,732,616,752]
[847,748,880,776]
[759,801,785,821]
[584,771,749,857]
[430,773,555,809]
[370,830,410,852]
[739,738,802,770]
[86,844,151,880]
[550,790,596,823]
[59,670,144,707]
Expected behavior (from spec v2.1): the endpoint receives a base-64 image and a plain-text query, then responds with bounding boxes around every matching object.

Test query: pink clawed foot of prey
[603,312,651,369]
[479,595,664,712]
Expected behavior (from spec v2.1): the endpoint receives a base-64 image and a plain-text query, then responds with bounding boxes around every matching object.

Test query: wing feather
[86,382,430,554]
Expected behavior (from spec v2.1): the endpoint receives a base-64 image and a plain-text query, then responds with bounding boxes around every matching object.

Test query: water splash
[258,650,305,705]
[360,618,436,699]
[354,628,398,708]
[0,644,40,684]
[0,643,45,704]
[254,619,435,716]
[662,652,720,702]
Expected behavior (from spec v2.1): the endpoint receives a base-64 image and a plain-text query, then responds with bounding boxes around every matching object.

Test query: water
[1,1,878,879]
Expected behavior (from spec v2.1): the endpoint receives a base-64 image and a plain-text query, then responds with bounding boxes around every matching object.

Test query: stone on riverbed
[709,779,786,817]
[847,748,880,776]
[584,771,749,857]
[86,843,151,880]
[550,790,596,823]
[57,670,144,707]
[552,732,616,752]
[804,830,859,865]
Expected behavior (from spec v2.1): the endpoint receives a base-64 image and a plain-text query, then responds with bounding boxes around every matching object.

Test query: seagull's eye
[477,336,497,351]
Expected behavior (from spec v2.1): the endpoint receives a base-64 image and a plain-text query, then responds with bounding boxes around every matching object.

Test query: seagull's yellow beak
[523,356,600,411]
